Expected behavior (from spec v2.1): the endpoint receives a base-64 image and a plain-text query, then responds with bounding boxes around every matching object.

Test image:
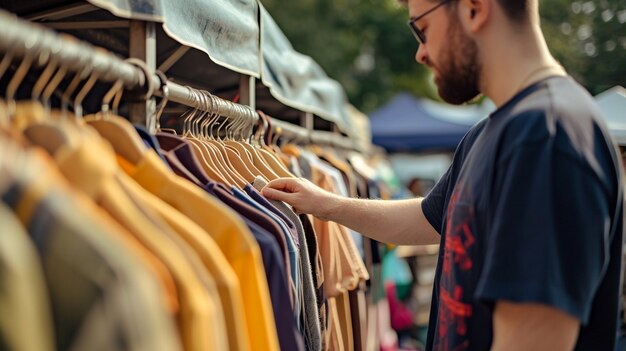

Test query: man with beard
[262,0,624,349]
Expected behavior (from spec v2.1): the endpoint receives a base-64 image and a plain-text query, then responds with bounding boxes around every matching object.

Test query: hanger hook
[199,91,211,139]
[194,89,205,138]
[224,101,235,140]
[101,78,124,119]
[42,61,67,106]
[206,94,219,140]
[61,65,88,114]
[74,70,98,119]
[6,52,33,102]
[230,104,243,140]
[0,52,14,82]
[182,86,199,137]
[153,70,169,132]
[216,97,230,141]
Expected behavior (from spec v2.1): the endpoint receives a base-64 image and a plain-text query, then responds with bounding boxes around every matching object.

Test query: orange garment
[53,134,224,351]
[118,154,249,351]
[119,149,279,351]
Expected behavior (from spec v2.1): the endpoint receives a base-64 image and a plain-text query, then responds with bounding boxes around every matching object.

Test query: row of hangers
[0,43,313,191]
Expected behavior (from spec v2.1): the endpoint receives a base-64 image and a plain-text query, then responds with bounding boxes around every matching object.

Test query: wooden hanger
[218,104,276,181]
[200,107,247,187]
[180,101,232,185]
[84,77,147,164]
[255,111,293,177]
[219,110,256,183]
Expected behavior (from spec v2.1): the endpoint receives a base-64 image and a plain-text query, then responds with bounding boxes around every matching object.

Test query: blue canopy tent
[370,93,488,152]
[595,86,626,146]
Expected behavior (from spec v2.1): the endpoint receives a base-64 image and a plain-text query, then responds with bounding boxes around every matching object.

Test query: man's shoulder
[495,76,608,150]
[509,76,599,121]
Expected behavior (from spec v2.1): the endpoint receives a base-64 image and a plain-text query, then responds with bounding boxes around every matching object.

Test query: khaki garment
[119,150,280,351]
[118,154,247,351]
[310,165,370,351]
[311,150,369,350]
[0,203,55,351]
[53,135,225,351]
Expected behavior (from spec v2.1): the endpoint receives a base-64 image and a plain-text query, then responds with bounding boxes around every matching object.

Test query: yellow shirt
[118,155,246,350]
[54,135,224,351]
[121,149,280,351]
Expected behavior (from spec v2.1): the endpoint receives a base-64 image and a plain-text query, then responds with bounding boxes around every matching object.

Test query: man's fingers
[262,186,297,203]
[264,177,301,193]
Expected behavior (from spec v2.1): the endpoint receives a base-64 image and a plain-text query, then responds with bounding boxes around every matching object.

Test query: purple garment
[204,183,302,351]
[156,133,212,185]
[244,185,299,245]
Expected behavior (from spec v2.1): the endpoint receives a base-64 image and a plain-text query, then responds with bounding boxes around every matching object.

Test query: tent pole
[129,20,157,128]
[239,74,256,110]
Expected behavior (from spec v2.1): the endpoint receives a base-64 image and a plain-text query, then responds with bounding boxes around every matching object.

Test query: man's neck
[479,24,566,107]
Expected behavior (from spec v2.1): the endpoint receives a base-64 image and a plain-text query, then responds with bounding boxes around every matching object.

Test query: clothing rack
[0,9,363,152]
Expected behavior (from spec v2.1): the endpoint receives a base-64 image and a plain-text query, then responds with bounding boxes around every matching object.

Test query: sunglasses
[407,0,454,47]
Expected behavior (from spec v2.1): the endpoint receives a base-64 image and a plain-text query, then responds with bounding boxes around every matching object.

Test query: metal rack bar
[0,9,361,151]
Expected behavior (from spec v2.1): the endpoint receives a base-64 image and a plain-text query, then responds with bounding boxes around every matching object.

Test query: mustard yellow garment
[0,203,55,351]
[2,143,182,351]
[120,149,280,351]
[118,154,249,351]
[52,134,224,351]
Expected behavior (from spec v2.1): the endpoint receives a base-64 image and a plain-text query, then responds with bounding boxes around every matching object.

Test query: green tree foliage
[542,0,626,95]
[262,0,626,112]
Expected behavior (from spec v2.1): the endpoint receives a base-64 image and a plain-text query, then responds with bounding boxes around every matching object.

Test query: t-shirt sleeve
[421,165,452,235]
[475,140,611,324]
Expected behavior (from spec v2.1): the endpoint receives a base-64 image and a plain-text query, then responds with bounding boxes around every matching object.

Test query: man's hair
[498,0,531,22]
[399,0,531,23]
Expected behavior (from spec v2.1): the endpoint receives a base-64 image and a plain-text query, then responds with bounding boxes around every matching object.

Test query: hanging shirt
[251,179,323,351]
[52,135,223,351]
[242,217,305,351]
[118,148,279,351]
[421,76,624,351]
[118,153,250,350]
[0,202,55,351]
[206,183,303,351]
[2,146,182,351]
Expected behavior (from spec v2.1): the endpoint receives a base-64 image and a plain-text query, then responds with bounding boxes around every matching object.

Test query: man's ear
[460,0,491,33]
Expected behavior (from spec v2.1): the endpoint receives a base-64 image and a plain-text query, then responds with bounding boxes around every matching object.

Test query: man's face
[409,0,481,104]
[437,11,481,104]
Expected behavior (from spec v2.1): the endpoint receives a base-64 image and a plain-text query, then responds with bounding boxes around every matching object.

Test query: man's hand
[491,301,579,351]
[262,177,340,220]
[262,177,440,245]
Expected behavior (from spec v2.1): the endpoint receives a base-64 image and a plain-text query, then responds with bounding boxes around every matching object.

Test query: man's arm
[262,177,440,245]
[491,301,579,351]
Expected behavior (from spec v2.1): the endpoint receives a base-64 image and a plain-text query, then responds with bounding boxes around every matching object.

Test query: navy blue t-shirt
[422,76,624,351]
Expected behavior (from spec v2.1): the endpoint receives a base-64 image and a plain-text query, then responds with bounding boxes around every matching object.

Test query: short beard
[436,15,481,105]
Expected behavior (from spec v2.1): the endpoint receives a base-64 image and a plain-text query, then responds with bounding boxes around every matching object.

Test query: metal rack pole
[129,20,157,126]
[0,9,360,152]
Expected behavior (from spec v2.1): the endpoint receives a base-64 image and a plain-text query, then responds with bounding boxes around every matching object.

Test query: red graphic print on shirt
[435,183,475,351]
